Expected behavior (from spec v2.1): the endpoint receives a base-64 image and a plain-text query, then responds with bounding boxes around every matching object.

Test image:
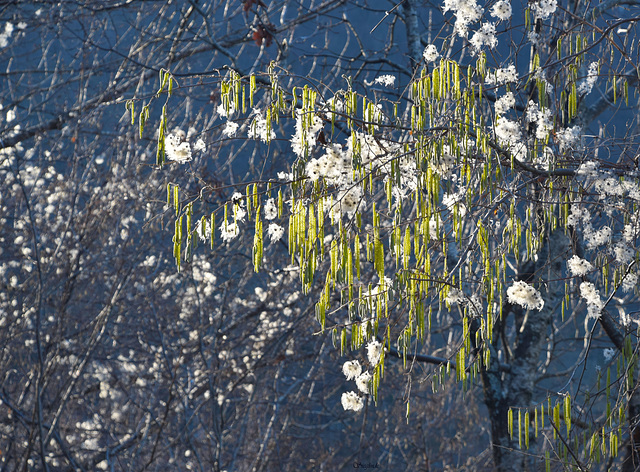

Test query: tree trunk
[483,229,569,471]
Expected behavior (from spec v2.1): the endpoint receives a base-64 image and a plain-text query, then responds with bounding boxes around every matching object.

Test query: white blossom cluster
[263,198,278,220]
[470,23,498,51]
[306,143,352,185]
[507,281,544,310]
[567,255,593,277]
[217,99,236,118]
[341,357,374,412]
[530,0,557,19]
[341,390,365,411]
[586,226,612,249]
[431,144,457,177]
[445,287,465,305]
[222,120,239,137]
[577,62,599,95]
[366,339,383,365]
[580,282,604,319]
[165,132,193,163]
[164,128,206,163]
[291,110,324,157]
[622,273,638,293]
[603,347,616,361]
[247,108,275,142]
[373,75,396,87]
[568,162,640,272]
[0,22,15,48]
[267,222,285,241]
[526,101,553,141]
[494,92,515,116]
[423,44,440,62]
[556,125,582,152]
[485,64,518,85]
[334,186,363,215]
[219,192,246,242]
[495,118,523,150]
[443,0,484,37]
[490,0,512,20]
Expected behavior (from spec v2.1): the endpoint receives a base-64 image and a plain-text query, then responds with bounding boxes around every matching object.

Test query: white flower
[494,92,515,116]
[566,205,590,227]
[567,255,593,277]
[342,360,362,380]
[193,138,206,152]
[341,391,364,411]
[443,0,484,37]
[0,23,14,48]
[486,64,518,85]
[595,177,623,197]
[373,75,396,87]
[217,101,236,118]
[195,218,212,242]
[366,340,383,365]
[445,287,465,305]
[623,224,635,242]
[491,0,512,20]
[495,118,522,148]
[580,282,604,319]
[263,198,278,220]
[267,223,284,242]
[470,23,498,51]
[531,0,557,19]
[231,194,247,222]
[586,226,612,249]
[577,160,599,178]
[429,215,442,239]
[248,108,276,142]
[622,273,638,293]
[556,125,582,151]
[507,281,544,311]
[578,62,599,95]
[526,101,553,140]
[423,44,439,62]
[165,133,192,163]
[603,347,615,361]
[222,121,239,137]
[291,110,324,157]
[220,221,240,242]
[336,186,363,215]
[431,145,456,177]
[356,372,371,394]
